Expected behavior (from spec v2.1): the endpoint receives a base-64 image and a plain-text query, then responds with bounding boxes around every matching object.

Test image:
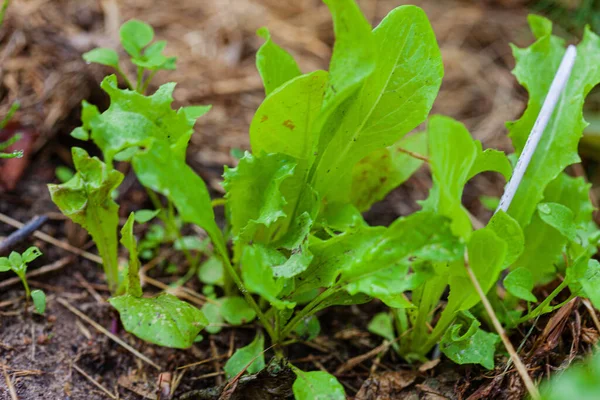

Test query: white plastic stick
[496,45,577,213]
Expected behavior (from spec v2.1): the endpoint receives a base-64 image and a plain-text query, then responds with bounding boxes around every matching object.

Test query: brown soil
[1,0,599,399]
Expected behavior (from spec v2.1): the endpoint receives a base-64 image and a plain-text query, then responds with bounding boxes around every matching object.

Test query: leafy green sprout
[0,247,46,313]
[0,102,23,159]
[82,19,175,94]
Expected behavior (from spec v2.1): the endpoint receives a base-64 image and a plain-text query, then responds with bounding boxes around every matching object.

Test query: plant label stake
[496,45,577,214]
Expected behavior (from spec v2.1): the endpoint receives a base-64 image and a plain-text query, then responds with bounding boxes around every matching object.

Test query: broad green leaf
[537,202,578,242]
[351,132,427,212]
[460,228,507,311]
[487,210,524,267]
[219,296,256,325]
[181,105,211,123]
[241,244,294,309]
[440,317,499,370]
[134,209,160,223]
[341,211,463,283]
[83,48,119,68]
[293,370,345,400]
[294,315,320,341]
[528,14,552,39]
[249,71,327,162]
[310,291,372,314]
[48,148,123,291]
[224,333,265,378]
[201,302,223,334]
[272,243,313,279]
[581,260,600,310]
[540,351,600,400]
[504,267,537,302]
[109,293,207,349]
[367,312,395,342]
[90,75,196,165]
[120,19,154,58]
[467,145,512,182]
[506,17,600,228]
[424,116,476,239]
[424,116,513,240]
[31,289,46,314]
[320,0,375,115]
[121,213,142,297]
[293,225,384,296]
[346,263,430,308]
[223,152,296,244]
[312,5,442,205]
[514,173,594,281]
[198,256,224,286]
[255,27,301,96]
[436,228,508,337]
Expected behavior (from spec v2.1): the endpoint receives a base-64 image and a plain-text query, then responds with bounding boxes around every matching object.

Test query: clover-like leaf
[120,19,154,58]
[224,332,265,378]
[83,48,119,68]
[504,267,537,302]
[31,289,46,314]
[293,369,346,400]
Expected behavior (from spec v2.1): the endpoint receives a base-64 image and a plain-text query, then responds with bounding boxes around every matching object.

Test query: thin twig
[177,354,228,370]
[464,260,540,400]
[0,213,103,264]
[582,299,600,334]
[57,298,160,370]
[2,364,17,400]
[396,147,429,162]
[74,272,104,303]
[72,363,118,400]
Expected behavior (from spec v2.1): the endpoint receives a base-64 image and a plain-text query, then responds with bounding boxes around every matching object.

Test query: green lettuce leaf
[506,16,600,228]
[109,293,207,349]
[48,148,123,291]
[256,27,301,96]
[293,369,345,400]
[313,5,443,206]
[351,132,427,212]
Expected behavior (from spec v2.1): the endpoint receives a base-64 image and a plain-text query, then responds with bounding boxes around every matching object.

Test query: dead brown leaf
[355,370,417,400]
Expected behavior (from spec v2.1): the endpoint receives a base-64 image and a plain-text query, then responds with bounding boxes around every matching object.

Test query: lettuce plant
[50,1,600,397]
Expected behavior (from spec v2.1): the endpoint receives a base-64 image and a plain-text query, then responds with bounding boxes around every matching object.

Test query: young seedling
[0,102,23,159]
[0,246,46,314]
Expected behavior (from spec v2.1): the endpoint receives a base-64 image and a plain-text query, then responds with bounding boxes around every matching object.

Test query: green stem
[135,67,144,92]
[141,70,158,93]
[280,287,338,340]
[0,101,19,129]
[213,239,277,342]
[115,66,135,90]
[0,132,21,151]
[18,274,31,310]
[164,199,198,275]
[512,279,569,326]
